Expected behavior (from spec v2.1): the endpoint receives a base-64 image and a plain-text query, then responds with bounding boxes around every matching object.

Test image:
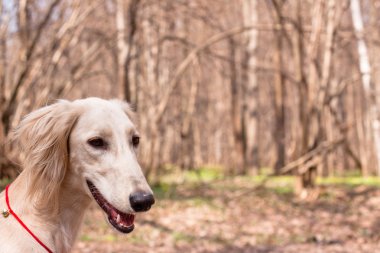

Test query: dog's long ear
[12,100,79,215]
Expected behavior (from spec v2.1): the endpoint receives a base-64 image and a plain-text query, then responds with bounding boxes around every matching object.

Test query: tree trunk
[292,0,315,194]
[242,0,260,173]
[350,0,380,175]
[180,65,198,169]
[228,38,245,174]
[294,0,337,194]
[116,0,139,102]
[271,0,286,174]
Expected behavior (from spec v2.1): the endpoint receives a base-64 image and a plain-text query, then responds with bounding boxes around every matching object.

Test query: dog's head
[13,97,154,233]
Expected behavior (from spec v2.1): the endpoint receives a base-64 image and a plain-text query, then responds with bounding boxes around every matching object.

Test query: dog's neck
[54,176,92,252]
[9,172,91,253]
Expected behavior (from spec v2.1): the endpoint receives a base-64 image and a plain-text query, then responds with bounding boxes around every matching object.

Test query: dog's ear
[111,99,136,122]
[12,100,80,215]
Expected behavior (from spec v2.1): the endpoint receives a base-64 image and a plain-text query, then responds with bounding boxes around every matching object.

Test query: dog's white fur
[0,98,152,253]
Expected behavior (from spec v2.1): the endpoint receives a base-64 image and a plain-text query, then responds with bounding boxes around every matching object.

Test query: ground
[70,174,380,253]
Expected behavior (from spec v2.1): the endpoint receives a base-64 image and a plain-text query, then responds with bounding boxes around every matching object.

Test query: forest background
[1,0,380,252]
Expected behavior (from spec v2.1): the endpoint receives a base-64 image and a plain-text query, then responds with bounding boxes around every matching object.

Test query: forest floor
[68,170,380,253]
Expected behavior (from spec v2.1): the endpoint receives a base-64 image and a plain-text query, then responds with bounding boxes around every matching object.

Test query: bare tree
[242,0,260,173]
[116,0,140,102]
[270,0,286,174]
[350,0,380,175]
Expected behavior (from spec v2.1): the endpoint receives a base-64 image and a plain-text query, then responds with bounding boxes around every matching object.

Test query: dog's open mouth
[86,180,135,233]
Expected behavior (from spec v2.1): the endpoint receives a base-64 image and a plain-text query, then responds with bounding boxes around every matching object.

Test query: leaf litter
[72,178,380,253]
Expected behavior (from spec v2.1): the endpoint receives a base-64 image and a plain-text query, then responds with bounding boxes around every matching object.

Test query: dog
[0,98,154,253]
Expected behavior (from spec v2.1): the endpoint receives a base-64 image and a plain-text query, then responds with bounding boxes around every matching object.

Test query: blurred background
[2,0,380,252]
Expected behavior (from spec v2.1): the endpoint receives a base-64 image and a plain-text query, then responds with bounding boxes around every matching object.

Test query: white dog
[0,98,154,253]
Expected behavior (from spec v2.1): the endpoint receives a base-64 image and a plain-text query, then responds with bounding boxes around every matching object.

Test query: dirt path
[72,179,380,253]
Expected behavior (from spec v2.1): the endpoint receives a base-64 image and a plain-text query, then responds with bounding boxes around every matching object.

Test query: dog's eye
[132,135,140,147]
[88,137,107,149]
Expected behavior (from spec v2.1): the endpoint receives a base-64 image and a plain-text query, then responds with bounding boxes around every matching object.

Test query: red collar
[5,184,54,253]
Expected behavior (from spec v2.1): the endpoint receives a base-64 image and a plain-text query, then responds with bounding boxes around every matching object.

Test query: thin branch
[154,25,276,124]
[2,0,61,133]
[278,137,345,175]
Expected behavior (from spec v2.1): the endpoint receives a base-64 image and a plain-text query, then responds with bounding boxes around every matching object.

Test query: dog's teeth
[116,214,121,223]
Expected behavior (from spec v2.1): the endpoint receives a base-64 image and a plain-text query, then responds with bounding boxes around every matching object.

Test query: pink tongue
[110,209,118,218]
[110,209,134,226]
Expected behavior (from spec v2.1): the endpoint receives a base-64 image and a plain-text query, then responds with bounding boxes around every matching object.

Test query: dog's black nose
[129,191,155,212]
